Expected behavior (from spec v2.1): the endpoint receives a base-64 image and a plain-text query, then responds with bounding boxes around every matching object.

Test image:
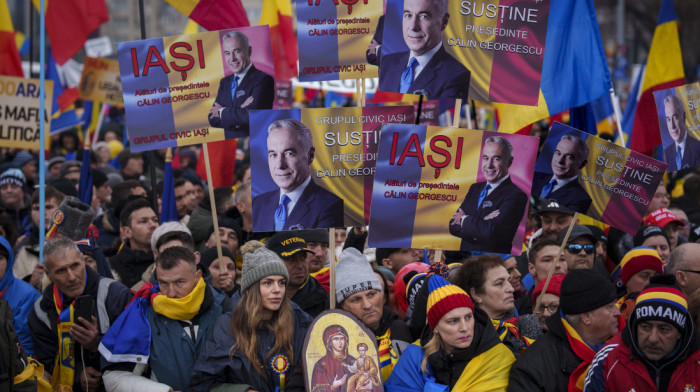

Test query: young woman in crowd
[385,274,514,391]
[453,254,541,356]
[189,242,312,392]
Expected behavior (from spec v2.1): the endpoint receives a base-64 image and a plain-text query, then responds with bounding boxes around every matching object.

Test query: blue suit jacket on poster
[252,179,344,231]
[448,177,527,253]
[663,134,700,172]
[531,172,592,214]
[378,46,470,99]
[208,65,274,139]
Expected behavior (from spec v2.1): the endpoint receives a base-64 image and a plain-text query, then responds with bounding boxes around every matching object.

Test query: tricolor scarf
[98,278,206,363]
[50,284,77,392]
[452,343,515,391]
[0,287,7,299]
[376,329,399,382]
[490,310,534,352]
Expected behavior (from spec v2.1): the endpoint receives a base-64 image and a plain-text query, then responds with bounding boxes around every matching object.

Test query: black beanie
[200,247,235,268]
[560,269,617,315]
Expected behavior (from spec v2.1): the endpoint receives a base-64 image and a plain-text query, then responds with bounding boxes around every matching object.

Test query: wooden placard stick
[202,143,225,272]
[329,228,337,309]
[533,212,579,314]
[453,99,462,127]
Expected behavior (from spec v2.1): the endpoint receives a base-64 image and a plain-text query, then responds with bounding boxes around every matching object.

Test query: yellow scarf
[376,329,399,382]
[50,285,76,392]
[452,343,515,392]
[152,278,206,320]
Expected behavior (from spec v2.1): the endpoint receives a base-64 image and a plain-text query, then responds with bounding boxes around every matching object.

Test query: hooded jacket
[385,307,514,392]
[0,236,40,355]
[189,292,313,392]
[584,313,700,391]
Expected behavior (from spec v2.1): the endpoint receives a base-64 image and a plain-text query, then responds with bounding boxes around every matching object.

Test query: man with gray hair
[208,30,274,138]
[532,133,592,213]
[28,237,132,391]
[252,118,344,231]
[663,93,700,172]
[378,0,470,98]
[449,136,527,253]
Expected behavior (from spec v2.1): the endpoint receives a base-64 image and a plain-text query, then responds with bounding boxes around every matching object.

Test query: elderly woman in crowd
[384,274,514,391]
[453,255,541,355]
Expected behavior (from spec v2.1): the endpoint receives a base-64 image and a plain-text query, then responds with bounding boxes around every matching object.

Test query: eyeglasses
[565,244,595,255]
[682,270,700,275]
[536,303,560,314]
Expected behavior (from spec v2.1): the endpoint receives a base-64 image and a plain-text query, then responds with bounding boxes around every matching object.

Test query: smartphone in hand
[73,295,94,326]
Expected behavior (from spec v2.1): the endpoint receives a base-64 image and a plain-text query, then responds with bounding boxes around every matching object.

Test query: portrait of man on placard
[531,133,592,214]
[252,119,344,231]
[661,93,700,172]
[208,30,275,138]
[449,136,528,253]
[378,0,470,98]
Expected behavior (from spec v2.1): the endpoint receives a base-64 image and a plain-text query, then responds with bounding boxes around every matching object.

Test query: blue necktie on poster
[677,145,682,169]
[539,178,557,198]
[399,58,418,94]
[230,75,240,101]
[274,194,290,231]
[477,184,491,209]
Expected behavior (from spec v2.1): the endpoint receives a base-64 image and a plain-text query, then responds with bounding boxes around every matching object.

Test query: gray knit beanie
[335,248,382,304]
[52,196,95,240]
[241,247,289,292]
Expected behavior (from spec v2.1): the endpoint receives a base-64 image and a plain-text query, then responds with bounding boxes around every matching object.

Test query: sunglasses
[565,244,595,255]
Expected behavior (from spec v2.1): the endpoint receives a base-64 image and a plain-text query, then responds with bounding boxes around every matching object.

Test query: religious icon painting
[303,310,384,392]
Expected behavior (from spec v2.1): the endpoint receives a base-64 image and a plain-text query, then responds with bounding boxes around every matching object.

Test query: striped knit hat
[620,247,663,286]
[426,275,474,330]
[632,278,689,333]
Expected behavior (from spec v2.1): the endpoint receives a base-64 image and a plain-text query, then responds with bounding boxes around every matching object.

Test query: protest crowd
[2,0,700,391]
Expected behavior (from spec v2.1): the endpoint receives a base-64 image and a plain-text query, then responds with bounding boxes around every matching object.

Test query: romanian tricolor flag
[31,0,109,65]
[165,0,249,31]
[47,50,81,133]
[260,0,297,81]
[626,0,684,157]
[494,0,611,134]
[0,0,23,76]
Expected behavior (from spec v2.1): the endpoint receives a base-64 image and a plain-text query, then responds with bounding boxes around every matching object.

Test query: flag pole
[329,228,337,309]
[415,95,424,125]
[202,143,226,273]
[39,0,46,262]
[609,88,626,147]
[91,103,107,146]
[138,0,160,218]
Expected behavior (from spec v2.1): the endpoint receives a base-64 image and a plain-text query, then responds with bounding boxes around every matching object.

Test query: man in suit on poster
[531,133,592,214]
[662,93,700,172]
[378,0,470,98]
[253,119,344,231]
[449,136,527,253]
[208,31,275,138]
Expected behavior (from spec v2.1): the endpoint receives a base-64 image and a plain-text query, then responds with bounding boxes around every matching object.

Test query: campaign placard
[249,106,415,231]
[296,0,382,82]
[379,0,550,103]
[534,122,667,233]
[116,25,276,152]
[0,76,53,149]
[652,82,700,172]
[368,125,538,254]
[79,57,123,105]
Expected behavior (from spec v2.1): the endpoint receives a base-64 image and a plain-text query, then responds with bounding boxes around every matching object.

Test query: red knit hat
[531,273,565,303]
[426,275,474,330]
[620,247,663,286]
